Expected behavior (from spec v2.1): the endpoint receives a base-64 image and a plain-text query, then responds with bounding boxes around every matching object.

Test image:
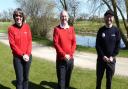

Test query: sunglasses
[15,14,23,17]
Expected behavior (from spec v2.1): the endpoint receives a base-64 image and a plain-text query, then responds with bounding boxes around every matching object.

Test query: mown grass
[0,42,128,89]
[74,20,103,35]
[74,20,126,35]
[0,22,11,33]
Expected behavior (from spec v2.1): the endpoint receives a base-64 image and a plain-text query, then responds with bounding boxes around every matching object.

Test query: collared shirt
[8,23,32,57]
[105,24,113,28]
[53,25,76,60]
[59,23,69,29]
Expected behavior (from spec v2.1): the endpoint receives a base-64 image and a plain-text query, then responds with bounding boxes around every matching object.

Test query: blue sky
[0,0,89,13]
[0,0,96,14]
[0,0,123,19]
[0,0,18,12]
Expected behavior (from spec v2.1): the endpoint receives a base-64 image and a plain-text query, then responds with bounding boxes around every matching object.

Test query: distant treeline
[0,19,12,22]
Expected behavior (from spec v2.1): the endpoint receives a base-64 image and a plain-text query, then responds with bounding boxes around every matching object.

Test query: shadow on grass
[40,81,77,89]
[12,80,43,89]
[0,84,11,89]
[12,80,77,89]
[40,81,58,89]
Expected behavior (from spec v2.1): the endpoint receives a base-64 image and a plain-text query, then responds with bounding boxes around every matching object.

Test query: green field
[74,20,126,35]
[0,22,11,33]
[0,42,128,89]
[74,21,103,35]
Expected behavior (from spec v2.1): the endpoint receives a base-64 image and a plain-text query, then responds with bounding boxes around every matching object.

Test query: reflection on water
[76,35,125,48]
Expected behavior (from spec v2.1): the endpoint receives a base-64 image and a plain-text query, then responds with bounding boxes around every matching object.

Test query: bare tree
[55,0,80,25]
[15,0,55,37]
[125,0,128,21]
[79,13,89,20]
[0,9,14,22]
[2,10,9,21]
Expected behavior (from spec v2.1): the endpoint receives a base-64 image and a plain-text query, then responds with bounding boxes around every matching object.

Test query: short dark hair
[13,8,25,22]
[104,10,114,17]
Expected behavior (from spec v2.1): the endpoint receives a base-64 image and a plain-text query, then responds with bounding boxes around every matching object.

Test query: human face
[60,11,69,25]
[104,14,114,27]
[14,13,23,26]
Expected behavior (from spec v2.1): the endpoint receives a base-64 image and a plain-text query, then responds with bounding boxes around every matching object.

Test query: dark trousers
[96,58,116,89]
[13,55,32,89]
[56,59,74,89]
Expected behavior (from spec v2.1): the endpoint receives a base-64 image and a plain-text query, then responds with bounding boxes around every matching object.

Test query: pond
[76,35,125,48]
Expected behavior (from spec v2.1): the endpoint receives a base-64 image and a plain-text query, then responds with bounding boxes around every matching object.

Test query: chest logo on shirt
[24,32,27,34]
[111,34,116,37]
[102,33,105,38]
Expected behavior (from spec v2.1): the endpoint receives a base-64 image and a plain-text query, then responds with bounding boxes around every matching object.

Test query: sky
[0,0,89,12]
[0,0,93,18]
[0,0,18,12]
[0,0,124,19]
[0,0,100,14]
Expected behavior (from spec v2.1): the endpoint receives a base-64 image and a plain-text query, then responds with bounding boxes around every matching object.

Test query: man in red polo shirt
[53,10,76,89]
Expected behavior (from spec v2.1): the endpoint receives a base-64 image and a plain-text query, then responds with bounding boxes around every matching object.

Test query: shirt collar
[105,24,113,28]
[60,23,69,29]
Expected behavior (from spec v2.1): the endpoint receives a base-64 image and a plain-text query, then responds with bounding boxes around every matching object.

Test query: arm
[8,27,24,56]
[26,25,32,56]
[112,30,121,57]
[70,27,76,56]
[95,29,105,58]
[53,28,66,58]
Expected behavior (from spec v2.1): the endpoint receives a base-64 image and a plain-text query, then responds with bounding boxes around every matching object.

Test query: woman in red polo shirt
[8,8,32,89]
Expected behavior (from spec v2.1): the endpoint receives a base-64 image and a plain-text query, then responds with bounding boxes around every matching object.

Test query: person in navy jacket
[95,10,121,89]
[8,8,32,89]
[53,10,76,89]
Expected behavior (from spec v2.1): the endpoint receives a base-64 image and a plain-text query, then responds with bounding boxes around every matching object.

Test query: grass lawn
[74,20,126,35]
[0,22,11,33]
[0,42,128,89]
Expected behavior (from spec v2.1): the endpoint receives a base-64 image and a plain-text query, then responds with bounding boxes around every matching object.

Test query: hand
[103,56,110,62]
[109,56,113,62]
[23,54,29,62]
[65,54,70,60]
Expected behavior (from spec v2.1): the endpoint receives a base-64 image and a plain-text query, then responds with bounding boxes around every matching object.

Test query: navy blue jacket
[96,26,121,58]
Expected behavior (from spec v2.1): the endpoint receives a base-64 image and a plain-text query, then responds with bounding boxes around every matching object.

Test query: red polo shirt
[53,25,76,60]
[8,23,32,57]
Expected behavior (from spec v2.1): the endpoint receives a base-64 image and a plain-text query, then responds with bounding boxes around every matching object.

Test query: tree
[88,0,128,49]
[55,0,80,25]
[0,9,14,22]
[15,0,55,37]
[78,13,89,20]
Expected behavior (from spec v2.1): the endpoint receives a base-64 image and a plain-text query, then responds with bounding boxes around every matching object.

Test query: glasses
[15,14,23,17]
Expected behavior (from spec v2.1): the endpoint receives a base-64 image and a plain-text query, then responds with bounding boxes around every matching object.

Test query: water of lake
[76,35,125,48]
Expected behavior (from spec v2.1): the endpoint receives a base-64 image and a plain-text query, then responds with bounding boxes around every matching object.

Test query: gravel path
[0,33,128,76]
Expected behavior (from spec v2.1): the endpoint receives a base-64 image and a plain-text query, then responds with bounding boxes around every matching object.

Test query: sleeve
[112,30,121,57]
[95,29,105,58]
[26,25,32,56]
[8,27,24,56]
[53,27,66,58]
[70,27,76,56]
